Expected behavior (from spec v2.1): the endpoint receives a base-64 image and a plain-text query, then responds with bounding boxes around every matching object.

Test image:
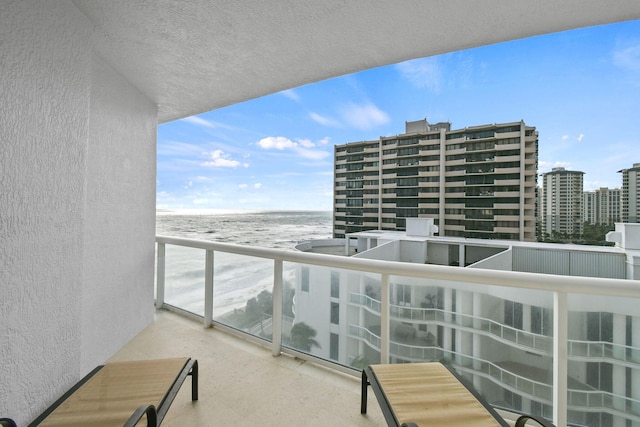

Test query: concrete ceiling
[72,1,640,123]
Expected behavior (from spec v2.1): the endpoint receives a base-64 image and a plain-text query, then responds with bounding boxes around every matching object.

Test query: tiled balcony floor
[109,309,387,426]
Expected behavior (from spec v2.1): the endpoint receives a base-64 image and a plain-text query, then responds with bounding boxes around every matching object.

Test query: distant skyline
[157,20,640,211]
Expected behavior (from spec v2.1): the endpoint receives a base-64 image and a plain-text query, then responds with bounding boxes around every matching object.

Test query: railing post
[156,242,165,309]
[272,259,283,356]
[553,291,568,427]
[380,273,390,363]
[204,249,214,328]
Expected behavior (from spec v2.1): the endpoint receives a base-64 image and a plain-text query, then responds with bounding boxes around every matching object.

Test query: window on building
[330,333,339,360]
[587,312,613,342]
[504,300,523,330]
[301,267,309,292]
[396,284,412,306]
[586,362,613,392]
[330,271,340,298]
[531,306,552,336]
[503,390,522,412]
[330,302,339,324]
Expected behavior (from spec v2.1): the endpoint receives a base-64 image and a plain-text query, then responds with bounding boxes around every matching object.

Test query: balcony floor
[109,309,387,426]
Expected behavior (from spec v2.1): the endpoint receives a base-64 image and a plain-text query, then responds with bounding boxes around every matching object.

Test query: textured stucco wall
[0,1,156,423]
[81,55,157,372]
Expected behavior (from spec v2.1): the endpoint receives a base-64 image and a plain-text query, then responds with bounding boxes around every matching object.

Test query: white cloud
[158,140,203,157]
[238,182,263,190]
[539,160,573,174]
[280,89,301,102]
[309,112,341,127]
[560,134,584,143]
[297,139,315,148]
[317,137,331,146]
[613,41,640,71]
[193,176,213,183]
[258,136,297,150]
[180,116,231,129]
[193,198,209,205]
[396,57,443,92]
[340,102,389,130]
[202,149,247,168]
[257,136,331,160]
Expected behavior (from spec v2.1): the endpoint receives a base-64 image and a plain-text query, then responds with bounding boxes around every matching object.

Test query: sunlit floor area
[109,309,387,426]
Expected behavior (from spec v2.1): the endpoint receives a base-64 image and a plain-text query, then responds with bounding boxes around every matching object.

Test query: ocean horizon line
[156,208,332,215]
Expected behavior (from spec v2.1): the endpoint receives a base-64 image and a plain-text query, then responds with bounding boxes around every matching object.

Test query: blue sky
[157,20,640,211]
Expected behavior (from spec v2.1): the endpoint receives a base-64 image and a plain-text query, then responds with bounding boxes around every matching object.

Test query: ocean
[156,210,333,315]
[156,209,333,247]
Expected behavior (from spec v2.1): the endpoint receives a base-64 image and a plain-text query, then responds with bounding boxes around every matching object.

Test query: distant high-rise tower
[619,163,640,223]
[333,120,538,241]
[541,167,584,237]
[583,187,621,225]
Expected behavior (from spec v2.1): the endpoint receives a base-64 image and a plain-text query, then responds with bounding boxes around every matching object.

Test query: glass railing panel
[285,262,381,368]
[212,252,275,339]
[164,245,205,316]
[386,273,554,417]
[567,293,640,427]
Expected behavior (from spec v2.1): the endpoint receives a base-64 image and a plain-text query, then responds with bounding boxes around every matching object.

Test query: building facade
[619,163,640,223]
[294,223,640,427]
[583,187,621,225]
[540,167,584,238]
[333,120,538,241]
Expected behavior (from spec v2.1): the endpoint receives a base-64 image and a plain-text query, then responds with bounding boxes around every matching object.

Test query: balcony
[156,235,640,427]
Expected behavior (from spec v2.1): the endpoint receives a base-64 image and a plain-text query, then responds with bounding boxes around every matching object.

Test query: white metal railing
[156,235,640,427]
[350,292,553,354]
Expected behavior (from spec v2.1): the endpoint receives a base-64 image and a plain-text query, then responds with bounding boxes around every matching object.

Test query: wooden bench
[361,362,555,427]
[28,357,198,427]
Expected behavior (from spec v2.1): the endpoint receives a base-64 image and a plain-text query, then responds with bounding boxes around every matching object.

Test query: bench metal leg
[361,369,369,414]
[189,359,199,401]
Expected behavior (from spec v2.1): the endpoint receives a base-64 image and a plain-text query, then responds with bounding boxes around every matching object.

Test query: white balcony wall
[0,2,156,423]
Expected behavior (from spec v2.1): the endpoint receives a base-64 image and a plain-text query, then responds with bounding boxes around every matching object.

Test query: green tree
[289,322,320,352]
[351,354,370,370]
[256,289,273,315]
[245,297,260,323]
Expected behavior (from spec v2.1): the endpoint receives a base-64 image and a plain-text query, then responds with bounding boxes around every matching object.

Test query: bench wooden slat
[36,358,191,427]
[363,362,509,427]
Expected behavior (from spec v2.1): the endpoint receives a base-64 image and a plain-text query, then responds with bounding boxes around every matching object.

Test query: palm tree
[289,322,320,352]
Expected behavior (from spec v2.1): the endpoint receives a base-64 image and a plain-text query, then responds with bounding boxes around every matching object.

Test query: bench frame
[28,358,198,427]
[361,363,555,427]
[361,363,509,427]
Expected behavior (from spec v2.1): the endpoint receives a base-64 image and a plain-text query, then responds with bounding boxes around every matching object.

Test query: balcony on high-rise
[4,2,640,426]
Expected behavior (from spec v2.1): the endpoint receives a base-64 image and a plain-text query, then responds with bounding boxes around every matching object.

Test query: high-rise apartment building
[540,167,584,237]
[619,163,640,223]
[583,191,597,225]
[583,187,621,225]
[333,119,538,241]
